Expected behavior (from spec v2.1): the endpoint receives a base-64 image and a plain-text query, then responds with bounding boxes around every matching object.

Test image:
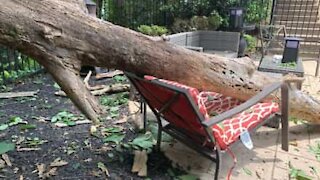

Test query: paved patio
[163,61,320,179]
[131,60,320,179]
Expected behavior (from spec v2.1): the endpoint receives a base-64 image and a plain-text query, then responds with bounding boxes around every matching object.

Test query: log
[0,0,319,123]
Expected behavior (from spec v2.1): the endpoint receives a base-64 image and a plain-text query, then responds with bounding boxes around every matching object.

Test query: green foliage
[102,0,165,29]
[103,127,125,144]
[0,48,40,85]
[0,116,27,132]
[0,141,15,154]
[129,132,155,151]
[51,111,79,126]
[280,62,297,68]
[309,141,320,161]
[243,34,256,53]
[289,162,312,180]
[245,0,272,24]
[113,75,127,83]
[208,11,223,30]
[138,25,168,36]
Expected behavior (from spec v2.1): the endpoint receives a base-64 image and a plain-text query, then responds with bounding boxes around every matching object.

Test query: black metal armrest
[202,82,283,128]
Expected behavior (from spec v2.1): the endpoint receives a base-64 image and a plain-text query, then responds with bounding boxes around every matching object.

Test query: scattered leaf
[243,167,252,176]
[0,141,15,154]
[19,124,37,130]
[8,116,25,126]
[103,127,123,134]
[104,134,125,144]
[0,124,8,131]
[131,132,154,150]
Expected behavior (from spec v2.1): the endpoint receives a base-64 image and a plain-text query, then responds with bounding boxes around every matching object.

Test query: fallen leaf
[90,125,97,135]
[91,170,101,177]
[290,141,298,147]
[2,154,12,167]
[44,167,57,178]
[37,163,46,178]
[243,167,252,176]
[49,158,68,167]
[13,167,19,173]
[0,141,15,154]
[84,158,92,162]
[97,162,110,177]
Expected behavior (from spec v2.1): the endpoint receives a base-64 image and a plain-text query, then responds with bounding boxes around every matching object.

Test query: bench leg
[316,59,320,77]
[214,148,221,180]
[156,115,162,152]
[281,84,289,151]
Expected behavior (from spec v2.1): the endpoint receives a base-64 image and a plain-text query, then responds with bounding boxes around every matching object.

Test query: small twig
[95,70,124,80]
[84,70,92,89]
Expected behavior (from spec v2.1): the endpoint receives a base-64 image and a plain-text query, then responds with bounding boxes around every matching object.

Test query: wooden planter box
[167,31,240,58]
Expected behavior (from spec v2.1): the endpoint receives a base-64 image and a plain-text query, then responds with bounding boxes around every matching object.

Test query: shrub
[208,11,223,30]
[137,25,168,36]
[243,34,256,52]
[190,16,209,30]
[171,18,193,33]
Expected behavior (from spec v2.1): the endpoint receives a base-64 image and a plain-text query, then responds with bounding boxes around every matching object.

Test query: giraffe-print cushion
[144,76,279,150]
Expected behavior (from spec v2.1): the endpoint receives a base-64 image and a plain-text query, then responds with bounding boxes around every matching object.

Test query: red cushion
[143,76,208,136]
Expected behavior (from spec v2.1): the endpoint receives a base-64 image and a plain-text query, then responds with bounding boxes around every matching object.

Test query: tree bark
[0,0,319,123]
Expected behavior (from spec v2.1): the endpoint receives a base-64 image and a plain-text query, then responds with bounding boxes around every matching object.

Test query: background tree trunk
[0,0,319,123]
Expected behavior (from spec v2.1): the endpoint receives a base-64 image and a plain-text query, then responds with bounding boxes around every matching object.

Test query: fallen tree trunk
[0,0,319,123]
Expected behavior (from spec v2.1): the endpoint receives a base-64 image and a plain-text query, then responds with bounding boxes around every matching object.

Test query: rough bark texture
[0,0,319,123]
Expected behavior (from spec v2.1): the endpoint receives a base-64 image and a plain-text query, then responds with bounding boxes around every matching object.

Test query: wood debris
[0,91,38,99]
[131,150,148,177]
[54,120,91,127]
[128,101,143,130]
[95,70,124,80]
[2,154,12,167]
[113,116,128,124]
[49,158,68,167]
[17,147,41,151]
[55,84,129,96]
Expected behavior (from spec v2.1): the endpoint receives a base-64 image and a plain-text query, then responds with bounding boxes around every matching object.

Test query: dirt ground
[0,72,185,180]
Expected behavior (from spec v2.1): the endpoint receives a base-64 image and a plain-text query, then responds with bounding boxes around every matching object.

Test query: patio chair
[125,72,289,180]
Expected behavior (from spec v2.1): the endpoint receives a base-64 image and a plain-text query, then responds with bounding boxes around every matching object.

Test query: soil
[0,72,181,180]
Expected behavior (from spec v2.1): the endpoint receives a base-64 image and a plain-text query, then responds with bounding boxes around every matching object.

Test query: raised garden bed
[167,31,240,58]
